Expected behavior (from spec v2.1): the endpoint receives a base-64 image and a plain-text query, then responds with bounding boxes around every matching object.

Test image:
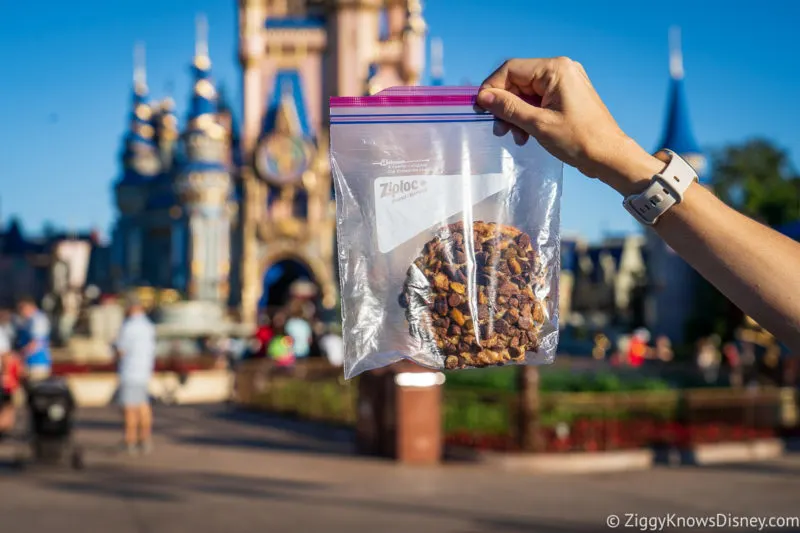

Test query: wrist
[591,136,665,196]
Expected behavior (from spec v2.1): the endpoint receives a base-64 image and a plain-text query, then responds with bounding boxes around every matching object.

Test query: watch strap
[623,149,698,225]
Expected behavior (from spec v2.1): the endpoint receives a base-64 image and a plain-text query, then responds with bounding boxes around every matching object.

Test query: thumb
[476,88,545,134]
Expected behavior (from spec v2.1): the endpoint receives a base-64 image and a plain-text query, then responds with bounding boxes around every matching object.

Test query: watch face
[255,133,310,186]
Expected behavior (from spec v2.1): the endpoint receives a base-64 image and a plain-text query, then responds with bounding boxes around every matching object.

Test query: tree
[711,139,800,227]
[686,139,800,342]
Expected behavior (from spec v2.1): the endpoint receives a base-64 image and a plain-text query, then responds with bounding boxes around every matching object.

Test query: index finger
[480,58,552,95]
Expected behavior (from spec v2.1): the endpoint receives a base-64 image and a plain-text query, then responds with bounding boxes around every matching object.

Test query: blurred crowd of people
[589,326,797,388]
[0,296,54,435]
[592,329,675,368]
[243,296,343,373]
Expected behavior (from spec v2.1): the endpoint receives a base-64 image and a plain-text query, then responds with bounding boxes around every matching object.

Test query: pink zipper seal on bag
[330,86,480,108]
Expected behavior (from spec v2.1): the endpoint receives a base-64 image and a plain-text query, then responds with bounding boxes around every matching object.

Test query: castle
[111,0,430,325]
[111,2,704,343]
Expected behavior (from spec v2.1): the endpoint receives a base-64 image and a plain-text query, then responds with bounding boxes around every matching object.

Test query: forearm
[656,183,800,349]
[606,149,800,350]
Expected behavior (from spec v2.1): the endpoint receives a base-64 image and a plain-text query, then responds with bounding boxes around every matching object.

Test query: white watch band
[623,149,698,225]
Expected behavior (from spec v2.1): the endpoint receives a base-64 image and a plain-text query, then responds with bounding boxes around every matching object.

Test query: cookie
[399,221,547,369]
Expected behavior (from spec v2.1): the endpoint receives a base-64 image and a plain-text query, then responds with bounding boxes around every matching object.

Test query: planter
[62,369,232,407]
[478,449,655,474]
[447,418,781,454]
[680,438,784,465]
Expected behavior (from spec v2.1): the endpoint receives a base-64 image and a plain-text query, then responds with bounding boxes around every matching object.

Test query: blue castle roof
[658,77,702,155]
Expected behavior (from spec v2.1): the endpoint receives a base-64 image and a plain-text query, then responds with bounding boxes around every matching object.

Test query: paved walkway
[0,404,799,533]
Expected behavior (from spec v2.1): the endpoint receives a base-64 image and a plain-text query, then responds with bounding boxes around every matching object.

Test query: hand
[477,57,663,195]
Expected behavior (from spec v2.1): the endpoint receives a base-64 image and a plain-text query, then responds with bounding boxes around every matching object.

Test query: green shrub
[445,367,671,393]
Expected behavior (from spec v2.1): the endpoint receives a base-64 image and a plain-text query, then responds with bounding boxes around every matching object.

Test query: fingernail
[512,127,529,146]
[477,91,495,106]
[493,120,510,137]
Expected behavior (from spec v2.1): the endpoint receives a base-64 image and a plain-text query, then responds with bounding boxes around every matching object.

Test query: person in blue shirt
[15,296,51,382]
[114,296,157,455]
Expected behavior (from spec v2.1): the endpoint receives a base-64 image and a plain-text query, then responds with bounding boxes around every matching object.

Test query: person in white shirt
[319,328,344,368]
[114,297,157,455]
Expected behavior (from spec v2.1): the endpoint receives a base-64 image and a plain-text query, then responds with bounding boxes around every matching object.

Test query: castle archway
[259,258,314,311]
[257,247,337,322]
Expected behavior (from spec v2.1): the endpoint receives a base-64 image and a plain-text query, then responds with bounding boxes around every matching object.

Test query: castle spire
[133,42,147,95]
[430,37,444,86]
[402,0,426,85]
[195,13,209,66]
[187,13,218,125]
[658,27,706,179]
[669,26,684,80]
[117,42,160,179]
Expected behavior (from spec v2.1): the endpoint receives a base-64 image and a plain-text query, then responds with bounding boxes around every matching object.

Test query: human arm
[476,58,800,351]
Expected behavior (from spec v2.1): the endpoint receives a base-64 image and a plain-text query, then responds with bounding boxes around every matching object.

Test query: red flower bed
[446,419,778,454]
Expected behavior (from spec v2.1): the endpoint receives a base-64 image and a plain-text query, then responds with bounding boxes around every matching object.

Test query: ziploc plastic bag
[330,87,563,379]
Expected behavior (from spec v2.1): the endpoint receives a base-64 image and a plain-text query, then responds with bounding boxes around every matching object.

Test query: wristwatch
[623,149,698,225]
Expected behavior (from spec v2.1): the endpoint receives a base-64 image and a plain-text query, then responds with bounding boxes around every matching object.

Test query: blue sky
[1,0,798,242]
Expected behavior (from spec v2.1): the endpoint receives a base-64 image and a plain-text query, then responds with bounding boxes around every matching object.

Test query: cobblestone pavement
[0,404,798,533]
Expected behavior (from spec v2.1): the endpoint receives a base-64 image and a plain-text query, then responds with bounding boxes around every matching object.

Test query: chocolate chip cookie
[399,221,547,369]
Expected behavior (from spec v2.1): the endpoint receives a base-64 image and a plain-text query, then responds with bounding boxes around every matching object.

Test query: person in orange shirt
[253,314,275,359]
[627,329,650,368]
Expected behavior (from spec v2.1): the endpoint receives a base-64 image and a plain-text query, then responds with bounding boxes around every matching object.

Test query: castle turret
[363,0,427,95]
[645,27,706,344]
[112,43,161,287]
[430,36,444,86]
[401,0,426,85]
[174,15,232,302]
[118,43,161,198]
[657,27,707,179]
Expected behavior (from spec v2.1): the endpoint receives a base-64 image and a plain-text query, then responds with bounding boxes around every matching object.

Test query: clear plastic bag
[330,88,563,379]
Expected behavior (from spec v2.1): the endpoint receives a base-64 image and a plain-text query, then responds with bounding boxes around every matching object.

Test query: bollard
[356,362,444,464]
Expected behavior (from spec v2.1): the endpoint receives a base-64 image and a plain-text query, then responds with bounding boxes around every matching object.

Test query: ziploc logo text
[373,173,510,253]
[379,178,428,199]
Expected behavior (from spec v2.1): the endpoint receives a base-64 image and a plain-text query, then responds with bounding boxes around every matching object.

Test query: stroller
[15,376,84,469]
